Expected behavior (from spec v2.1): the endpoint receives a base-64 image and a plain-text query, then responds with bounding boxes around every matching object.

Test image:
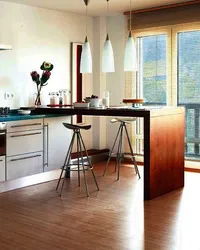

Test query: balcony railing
[179,103,200,160]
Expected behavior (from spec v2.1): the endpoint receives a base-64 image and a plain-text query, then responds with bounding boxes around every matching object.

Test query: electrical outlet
[4,92,10,99]
[4,92,14,99]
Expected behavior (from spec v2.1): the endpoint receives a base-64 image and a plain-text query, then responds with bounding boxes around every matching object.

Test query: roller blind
[128,3,200,30]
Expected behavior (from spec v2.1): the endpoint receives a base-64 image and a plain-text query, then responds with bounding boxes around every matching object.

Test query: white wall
[0,1,94,149]
[106,15,127,149]
[0,1,93,108]
[0,1,127,151]
[92,15,127,150]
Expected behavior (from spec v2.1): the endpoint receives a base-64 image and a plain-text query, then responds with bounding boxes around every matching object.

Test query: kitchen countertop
[0,113,69,122]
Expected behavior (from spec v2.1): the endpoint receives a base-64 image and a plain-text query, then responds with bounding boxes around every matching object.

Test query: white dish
[73,103,89,108]
[18,109,31,115]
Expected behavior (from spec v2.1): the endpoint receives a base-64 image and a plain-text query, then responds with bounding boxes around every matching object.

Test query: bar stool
[56,123,100,197]
[103,118,141,180]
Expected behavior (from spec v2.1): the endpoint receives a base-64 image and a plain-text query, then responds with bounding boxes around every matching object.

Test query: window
[177,30,200,159]
[136,34,167,105]
[129,24,200,160]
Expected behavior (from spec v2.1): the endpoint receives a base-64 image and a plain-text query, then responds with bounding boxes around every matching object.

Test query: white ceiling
[3,0,193,16]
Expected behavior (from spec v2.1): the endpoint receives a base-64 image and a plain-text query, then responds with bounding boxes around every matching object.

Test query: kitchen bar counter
[30,105,185,200]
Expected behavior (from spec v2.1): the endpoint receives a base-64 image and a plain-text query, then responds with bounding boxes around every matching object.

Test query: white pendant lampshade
[102,34,115,73]
[124,31,137,71]
[80,36,92,73]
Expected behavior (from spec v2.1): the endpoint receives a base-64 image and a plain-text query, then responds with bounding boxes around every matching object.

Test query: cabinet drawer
[7,130,43,156]
[6,152,43,180]
[7,119,43,133]
[0,156,5,182]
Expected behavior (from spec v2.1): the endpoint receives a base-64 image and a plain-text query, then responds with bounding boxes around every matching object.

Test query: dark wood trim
[76,45,82,123]
[123,0,200,15]
[185,167,200,173]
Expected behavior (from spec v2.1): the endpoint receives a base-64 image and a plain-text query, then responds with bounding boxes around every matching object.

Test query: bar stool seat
[63,123,91,130]
[56,123,99,197]
[103,117,141,180]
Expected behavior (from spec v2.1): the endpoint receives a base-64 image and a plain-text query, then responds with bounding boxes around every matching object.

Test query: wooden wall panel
[149,113,185,199]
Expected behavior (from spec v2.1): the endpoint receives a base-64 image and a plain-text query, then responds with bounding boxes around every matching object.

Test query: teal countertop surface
[0,113,69,122]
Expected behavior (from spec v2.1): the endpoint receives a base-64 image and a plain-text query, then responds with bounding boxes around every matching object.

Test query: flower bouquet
[30,62,54,106]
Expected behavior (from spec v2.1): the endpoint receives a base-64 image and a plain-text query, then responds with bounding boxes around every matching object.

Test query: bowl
[85,98,102,108]
[18,109,31,115]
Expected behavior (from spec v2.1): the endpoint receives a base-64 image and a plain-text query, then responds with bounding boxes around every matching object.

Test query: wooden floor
[0,162,200,250]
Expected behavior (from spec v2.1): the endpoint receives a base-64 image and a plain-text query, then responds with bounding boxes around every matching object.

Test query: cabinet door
[7,129,43,156]
[6,152,43,180]
[0,156,5,182]
[43,117,71,171]
[7,119,43,132]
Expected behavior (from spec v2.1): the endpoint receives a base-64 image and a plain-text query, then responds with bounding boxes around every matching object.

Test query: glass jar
[49,92,56,105]
[62,89,70,105]
[102,90,110,108]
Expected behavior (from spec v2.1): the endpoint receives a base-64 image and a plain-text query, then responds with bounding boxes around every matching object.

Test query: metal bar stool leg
[76,130,81,187]
[103,124,122,176]
[59,131,76,196]
[77,132,89,197]
[79,133,100,191]
[56,131,76,190]
[117,123,124,180]
[124,124,141,179]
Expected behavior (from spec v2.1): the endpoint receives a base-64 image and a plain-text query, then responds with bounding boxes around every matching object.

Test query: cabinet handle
[0,159,3,162]
[10,154,42,162]
[11,123,42,128]
[0,132,6,135]
[44,124,49,167]
[10,132,42,138]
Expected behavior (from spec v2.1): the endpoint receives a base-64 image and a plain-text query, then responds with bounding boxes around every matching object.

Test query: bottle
[49,92,56,105]
[62,89,70,105]
[59,90,63,105]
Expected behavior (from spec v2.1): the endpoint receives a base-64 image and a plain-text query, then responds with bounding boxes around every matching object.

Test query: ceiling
[4,0,193,16]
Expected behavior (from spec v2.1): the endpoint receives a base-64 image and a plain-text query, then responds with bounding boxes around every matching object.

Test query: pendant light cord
[129,0,132,31]
[86,4,88,36]
[106,0,109,35]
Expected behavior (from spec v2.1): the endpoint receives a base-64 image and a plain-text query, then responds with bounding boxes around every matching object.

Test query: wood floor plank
[0,162,200,250]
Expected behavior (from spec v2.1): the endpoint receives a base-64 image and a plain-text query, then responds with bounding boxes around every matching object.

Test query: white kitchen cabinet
[7,129,43,156]
[6,152,43,180]
[6,119,44,180]
[0,156,5,182]
[43,116,71,172]
[7,119,43,133]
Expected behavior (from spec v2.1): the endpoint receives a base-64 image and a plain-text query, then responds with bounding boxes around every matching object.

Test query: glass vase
[35,90,41,106]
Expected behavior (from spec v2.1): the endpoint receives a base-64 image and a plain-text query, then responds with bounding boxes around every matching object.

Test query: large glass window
[178,30,200,159]
[133,26,200,160]
[136,34,167,104]
[178,31,200,104]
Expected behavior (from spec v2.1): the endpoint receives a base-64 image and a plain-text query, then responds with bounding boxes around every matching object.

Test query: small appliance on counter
[0,107,10,116]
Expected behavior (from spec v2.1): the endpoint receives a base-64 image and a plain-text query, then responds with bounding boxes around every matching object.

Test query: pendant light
[124,0,137,71]
[102,0,115,73]
[80,0,92,73]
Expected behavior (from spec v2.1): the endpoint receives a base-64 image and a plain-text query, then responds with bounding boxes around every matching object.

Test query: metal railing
[179,103,200,160]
